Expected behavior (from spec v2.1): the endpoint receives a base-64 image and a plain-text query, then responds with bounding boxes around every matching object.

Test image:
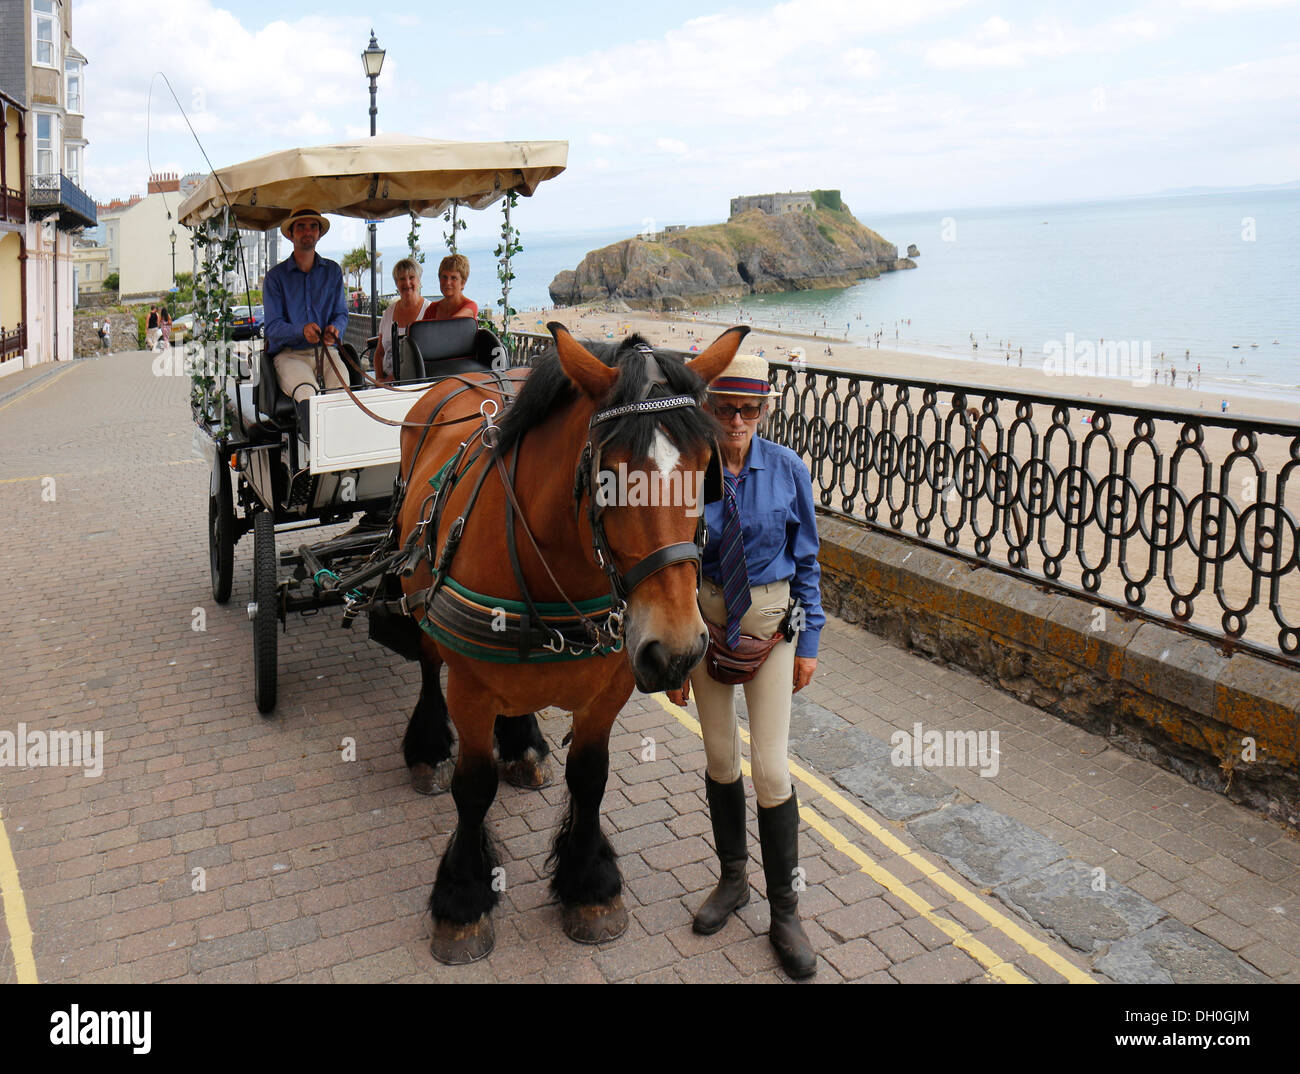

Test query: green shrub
[103,271,120,291]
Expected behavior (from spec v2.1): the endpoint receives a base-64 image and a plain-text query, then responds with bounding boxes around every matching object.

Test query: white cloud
[655,137,689,155]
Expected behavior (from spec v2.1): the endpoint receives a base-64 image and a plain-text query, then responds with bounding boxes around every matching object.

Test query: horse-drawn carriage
[181,135,566,714]
[183,134,749,964]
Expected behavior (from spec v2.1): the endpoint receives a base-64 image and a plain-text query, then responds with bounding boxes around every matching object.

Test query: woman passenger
[373,258,431,385]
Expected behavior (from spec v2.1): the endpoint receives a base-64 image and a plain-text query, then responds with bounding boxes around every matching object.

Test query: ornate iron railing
[1,324,23,360]
[27,172,97,229]
[508,332,1300,666]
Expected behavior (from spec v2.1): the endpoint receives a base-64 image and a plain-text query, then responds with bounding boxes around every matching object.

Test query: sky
[72,0,1300,246]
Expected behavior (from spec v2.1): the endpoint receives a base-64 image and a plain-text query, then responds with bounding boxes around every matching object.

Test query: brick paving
[0,352,1296,984]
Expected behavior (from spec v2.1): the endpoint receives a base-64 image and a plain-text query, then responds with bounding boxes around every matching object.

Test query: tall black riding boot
[757,792,818,979]
[692,774,750,935]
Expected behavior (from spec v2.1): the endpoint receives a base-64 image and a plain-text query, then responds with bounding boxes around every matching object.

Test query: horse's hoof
[502,752,553,790]
[562,895,629,945]
[430,915,495,965]
[411,760,455,795]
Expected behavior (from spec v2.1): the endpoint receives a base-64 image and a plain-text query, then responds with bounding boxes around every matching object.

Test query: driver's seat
[257,342,364,426]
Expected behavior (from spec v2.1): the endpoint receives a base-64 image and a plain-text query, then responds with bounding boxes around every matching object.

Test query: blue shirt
[701,436,825,658]
[263,253,348,357]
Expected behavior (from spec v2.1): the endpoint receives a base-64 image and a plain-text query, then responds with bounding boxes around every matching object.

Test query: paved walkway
[0,352,1296,984]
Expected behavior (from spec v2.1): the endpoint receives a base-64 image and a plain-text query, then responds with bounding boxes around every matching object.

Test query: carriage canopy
[177,133,568,231]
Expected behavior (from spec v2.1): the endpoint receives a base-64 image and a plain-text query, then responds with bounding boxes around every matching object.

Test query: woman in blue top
[668,352,825,979]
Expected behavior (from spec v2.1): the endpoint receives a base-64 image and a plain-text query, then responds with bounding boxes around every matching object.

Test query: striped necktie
[718,469,751,647]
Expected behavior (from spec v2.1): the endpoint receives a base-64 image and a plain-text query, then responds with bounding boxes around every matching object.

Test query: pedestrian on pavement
[146,306,160,350]
[101,316,111,351]
[666,352,826,979]
[158,307,172,350]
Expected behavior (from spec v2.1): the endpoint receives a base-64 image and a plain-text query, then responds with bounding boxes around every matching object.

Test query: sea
[339,188,1300,405]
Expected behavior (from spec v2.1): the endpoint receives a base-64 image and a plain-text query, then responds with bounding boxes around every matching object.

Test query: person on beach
[263,206,349,435]
[666,353,825,980]
[373,258,431,385]
[421,254,477,322]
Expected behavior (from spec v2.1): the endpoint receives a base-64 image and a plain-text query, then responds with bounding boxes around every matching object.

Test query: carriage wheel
[209,456,235,604]
[252,511,279,715]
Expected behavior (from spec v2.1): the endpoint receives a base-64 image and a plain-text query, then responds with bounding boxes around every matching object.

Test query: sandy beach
[515,305,1297,424]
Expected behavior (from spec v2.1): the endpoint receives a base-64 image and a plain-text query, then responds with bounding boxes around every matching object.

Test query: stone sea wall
[816,516,1300,830]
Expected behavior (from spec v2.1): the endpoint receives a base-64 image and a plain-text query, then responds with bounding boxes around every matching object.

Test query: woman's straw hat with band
[708,353,772,397]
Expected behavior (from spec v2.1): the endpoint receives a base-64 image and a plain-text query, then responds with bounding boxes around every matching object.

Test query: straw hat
[280,207,330,239]
[708,353,772,397]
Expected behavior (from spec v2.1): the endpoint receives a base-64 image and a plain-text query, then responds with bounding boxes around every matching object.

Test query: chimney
[147,171,181,194]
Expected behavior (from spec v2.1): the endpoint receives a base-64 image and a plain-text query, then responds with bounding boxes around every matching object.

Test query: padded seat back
[396,319,497,383]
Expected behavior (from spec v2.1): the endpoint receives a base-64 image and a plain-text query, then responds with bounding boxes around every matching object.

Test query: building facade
[0,0,95,375]
[1,88,26,369]
[95,173,196,297]
[729,192,816,219]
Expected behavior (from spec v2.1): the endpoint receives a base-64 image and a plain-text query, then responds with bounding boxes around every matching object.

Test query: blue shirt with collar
[700,435,825,658]
[262,252,348,358]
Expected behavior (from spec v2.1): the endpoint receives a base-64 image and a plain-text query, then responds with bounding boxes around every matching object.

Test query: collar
[285,252,325,275]
[744,434,770,472]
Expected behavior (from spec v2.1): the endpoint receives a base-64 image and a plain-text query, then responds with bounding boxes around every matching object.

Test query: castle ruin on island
[729,191,819,219]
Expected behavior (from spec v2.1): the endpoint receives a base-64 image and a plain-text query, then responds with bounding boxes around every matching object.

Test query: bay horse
[396,322,746,963]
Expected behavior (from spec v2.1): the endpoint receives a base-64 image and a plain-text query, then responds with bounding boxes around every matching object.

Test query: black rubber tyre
[209,457,235,604]
[252,511,279,715]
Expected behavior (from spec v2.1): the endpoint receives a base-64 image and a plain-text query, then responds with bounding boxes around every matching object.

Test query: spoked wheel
[209,456,235,604]
[251,511,279,715]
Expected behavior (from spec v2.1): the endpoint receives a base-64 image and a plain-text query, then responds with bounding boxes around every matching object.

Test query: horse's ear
[686,325,750,385]
[548,322,618,400]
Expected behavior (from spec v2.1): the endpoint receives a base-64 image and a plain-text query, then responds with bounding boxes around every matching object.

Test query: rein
[401,345,712,662]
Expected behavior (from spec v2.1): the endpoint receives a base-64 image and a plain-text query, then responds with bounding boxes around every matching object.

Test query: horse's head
[549,323,747,693]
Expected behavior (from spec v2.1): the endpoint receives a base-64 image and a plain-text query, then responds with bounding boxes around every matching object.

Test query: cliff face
[549,204,914,310]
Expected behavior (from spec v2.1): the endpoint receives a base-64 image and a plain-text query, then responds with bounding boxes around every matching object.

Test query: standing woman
[373,258,431,385]
[667,353,825,979]
[158,306,172,350]
[422,254,477,322]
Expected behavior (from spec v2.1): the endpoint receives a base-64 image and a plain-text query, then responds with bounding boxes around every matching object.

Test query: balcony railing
[1,185,22,227]
[27,172,97,230]
[1,324,24,361]
[504,332,1300,668]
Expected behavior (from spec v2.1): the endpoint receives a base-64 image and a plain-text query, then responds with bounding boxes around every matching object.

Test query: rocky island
[548,189,916,310]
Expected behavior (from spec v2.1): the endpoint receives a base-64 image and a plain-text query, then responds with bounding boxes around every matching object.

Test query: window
[34,1,59,68]
[65,144,80,185]
[36,114,55,176]
[66,59,81,113]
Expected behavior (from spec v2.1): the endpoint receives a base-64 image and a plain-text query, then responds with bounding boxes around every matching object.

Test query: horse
[396,322,747,963]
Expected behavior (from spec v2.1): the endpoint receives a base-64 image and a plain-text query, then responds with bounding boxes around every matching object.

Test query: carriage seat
[393,320,503,383]
[255,342,365,428]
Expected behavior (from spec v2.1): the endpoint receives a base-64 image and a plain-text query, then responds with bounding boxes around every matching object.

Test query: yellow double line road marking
[0,807,38,983]
[652,693,1095,984]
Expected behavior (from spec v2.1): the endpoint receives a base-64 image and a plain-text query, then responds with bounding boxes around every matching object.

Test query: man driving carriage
[263,206,349,434]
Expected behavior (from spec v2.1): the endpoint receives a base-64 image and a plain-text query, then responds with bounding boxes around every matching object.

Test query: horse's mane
[495,334,716,459]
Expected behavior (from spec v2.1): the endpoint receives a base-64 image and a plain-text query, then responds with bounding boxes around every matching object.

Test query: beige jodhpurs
[688,578,796,807]
[273,345,347,403]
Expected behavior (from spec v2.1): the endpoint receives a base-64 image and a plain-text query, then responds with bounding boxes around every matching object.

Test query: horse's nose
[633,633,708,693]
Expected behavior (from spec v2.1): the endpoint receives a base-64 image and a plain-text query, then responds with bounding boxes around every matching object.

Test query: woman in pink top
[422,254,478,322]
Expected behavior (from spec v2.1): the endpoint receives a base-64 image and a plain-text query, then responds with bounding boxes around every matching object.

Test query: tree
[340,247,371,292]
[103,271,120,291]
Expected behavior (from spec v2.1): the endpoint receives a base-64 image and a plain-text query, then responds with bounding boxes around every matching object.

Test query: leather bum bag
[702,600,797,685]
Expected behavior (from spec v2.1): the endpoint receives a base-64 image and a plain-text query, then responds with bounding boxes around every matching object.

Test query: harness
[399,345,717,663]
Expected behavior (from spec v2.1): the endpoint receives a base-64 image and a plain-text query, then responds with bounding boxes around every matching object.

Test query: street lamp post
[169,228,177,288]
[362,30,386,338]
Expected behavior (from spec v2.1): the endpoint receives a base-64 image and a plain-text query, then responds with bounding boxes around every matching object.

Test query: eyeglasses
[710,402,763,421]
